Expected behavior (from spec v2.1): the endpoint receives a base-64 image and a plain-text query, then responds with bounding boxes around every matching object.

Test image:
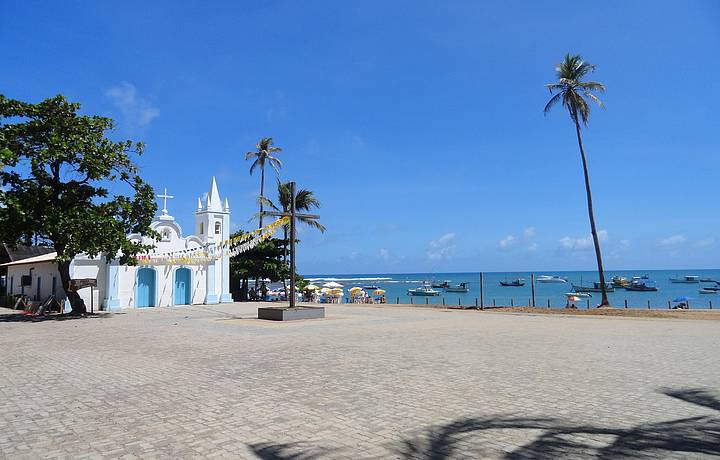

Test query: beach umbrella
[304,284,320,291]
[673,295,692,302]
[372,289,386,296]
[330,288,343,295]
[349,286,363,293]
[324,282,344,288]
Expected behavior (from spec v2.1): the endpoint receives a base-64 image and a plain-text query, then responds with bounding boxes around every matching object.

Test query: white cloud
[523,227,537,238]
[559,230,608,251]
[619,239,631,249]
[378,248,390,260]
[695,237,715,248]
[658,234,686,247]
[105,82,160,128]
[499,235,516,249]
[427,233,456,260]
[527,242,538,252]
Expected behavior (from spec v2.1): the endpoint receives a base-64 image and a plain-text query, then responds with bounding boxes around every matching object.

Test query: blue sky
[2,1,719,274]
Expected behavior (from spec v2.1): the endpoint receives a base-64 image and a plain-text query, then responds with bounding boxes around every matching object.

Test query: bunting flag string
[136,217,289,266]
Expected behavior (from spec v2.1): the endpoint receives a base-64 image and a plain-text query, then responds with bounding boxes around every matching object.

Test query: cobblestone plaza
[1,303,719,458]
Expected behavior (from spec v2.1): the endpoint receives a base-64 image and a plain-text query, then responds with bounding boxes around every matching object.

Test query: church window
[200,223,203,235]
[215,222,221,234]
[162,229,171,241]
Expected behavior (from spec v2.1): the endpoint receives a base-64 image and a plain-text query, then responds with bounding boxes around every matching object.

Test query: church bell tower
[195,177,232,304]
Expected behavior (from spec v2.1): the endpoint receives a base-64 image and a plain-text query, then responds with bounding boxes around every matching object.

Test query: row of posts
[383,272,714,310]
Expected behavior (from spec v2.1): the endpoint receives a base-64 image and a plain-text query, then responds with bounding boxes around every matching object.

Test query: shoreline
[315,302,720,320]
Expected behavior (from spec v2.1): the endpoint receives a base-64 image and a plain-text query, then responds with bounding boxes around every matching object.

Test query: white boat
[669,275,700,283]
[699,288,717,294]
[445,282,469,293]
[565,292,591,299]
[537,275,568,283]
[408,285,441,296]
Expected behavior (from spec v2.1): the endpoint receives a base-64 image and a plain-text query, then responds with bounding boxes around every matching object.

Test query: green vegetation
[245,137,282,228]
[0,95,157,315]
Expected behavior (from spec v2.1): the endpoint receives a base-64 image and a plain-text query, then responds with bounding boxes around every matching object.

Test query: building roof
[1,244,56,264]
[0,251,57,267]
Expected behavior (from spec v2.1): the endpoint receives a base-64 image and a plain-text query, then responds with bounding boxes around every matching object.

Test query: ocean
[306,270,720,309]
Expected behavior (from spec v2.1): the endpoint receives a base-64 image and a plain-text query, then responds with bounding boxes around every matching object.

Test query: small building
[1,177,233,311]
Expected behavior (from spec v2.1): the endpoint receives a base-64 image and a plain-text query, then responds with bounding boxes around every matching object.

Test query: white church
[2,177,233,311]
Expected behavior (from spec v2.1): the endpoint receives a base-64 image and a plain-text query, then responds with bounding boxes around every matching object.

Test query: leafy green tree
[245,137,282,228]
[544,54,609,307]
[0,95,157,315]
[229,231,287,300]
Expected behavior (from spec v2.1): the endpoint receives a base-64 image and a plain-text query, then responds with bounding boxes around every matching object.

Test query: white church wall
[118,263,208,308]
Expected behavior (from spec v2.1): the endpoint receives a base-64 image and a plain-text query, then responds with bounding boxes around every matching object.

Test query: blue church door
[174,268,191,305]
[136,268,156,308]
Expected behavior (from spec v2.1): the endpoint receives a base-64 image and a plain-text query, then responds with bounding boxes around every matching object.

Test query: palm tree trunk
[573,117,610,307]
[259,167,265,229]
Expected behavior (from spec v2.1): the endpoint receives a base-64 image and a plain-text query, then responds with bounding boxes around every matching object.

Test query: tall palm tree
[258,180,325,292]
[245,137,283,228]
[544,54,610,307]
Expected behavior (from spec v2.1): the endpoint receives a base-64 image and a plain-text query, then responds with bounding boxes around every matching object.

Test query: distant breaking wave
[306,277,393,282]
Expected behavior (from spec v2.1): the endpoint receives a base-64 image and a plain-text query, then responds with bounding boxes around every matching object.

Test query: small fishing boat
[699,286,720,292]
[611,276,630,288]
[499,278,525,287]
[699,288,717,294]
[669,275,700,283]
[445,282,469,293]
[408,284,441,296]
[536,275,567,283]
[431,280,450,288]
[565,292,592,299]
[362,285,379,290]
[700,277,716,283]
[572,282,615,293]
[625,279,658,291]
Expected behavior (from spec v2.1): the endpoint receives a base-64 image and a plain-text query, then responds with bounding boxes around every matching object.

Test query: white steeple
[207,176,222,212]
[223,197,230,212]
[197,197,202,211]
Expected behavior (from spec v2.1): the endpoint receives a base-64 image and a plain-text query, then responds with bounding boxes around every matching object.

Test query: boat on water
[431,280,450,288]
[408,284,441,296]
[699,288,717,294]
[625,279,658,291]
[362,285,379,290]
[611,276,630,288]
[700,277,716,283]
[445,282,469,293]
[572,282,615,293]
[565,292,592,299]
[499,278,525,287]
[536,275,567,283]
[669,275,700,283]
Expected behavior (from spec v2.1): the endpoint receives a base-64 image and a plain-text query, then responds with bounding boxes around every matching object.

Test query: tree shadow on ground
[247,441,341,460]
[246,388,720,459]
[0,312,114,323]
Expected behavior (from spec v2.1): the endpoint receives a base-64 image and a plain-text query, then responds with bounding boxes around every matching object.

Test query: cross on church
[261,181,320,308]
[157,187,174,216]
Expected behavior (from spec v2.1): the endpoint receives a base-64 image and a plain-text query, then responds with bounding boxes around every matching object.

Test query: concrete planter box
[257,306,325,321]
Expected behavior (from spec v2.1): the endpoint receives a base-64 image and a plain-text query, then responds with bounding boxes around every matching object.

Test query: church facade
[2,177,233,311]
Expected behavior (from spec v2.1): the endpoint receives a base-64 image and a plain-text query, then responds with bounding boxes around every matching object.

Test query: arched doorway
[136,268,156,308]
[174,268,191,305]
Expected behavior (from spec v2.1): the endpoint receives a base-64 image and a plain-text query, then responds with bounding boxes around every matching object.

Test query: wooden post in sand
[531,273,536,307]
[479,272,485,309]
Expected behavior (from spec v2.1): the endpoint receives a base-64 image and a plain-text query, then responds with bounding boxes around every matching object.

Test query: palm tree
[544,54,610,307]
[258,180,325,292]
[245,137,283,228]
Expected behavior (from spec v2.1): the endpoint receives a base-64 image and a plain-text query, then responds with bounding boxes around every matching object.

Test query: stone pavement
[1,303,719,459]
